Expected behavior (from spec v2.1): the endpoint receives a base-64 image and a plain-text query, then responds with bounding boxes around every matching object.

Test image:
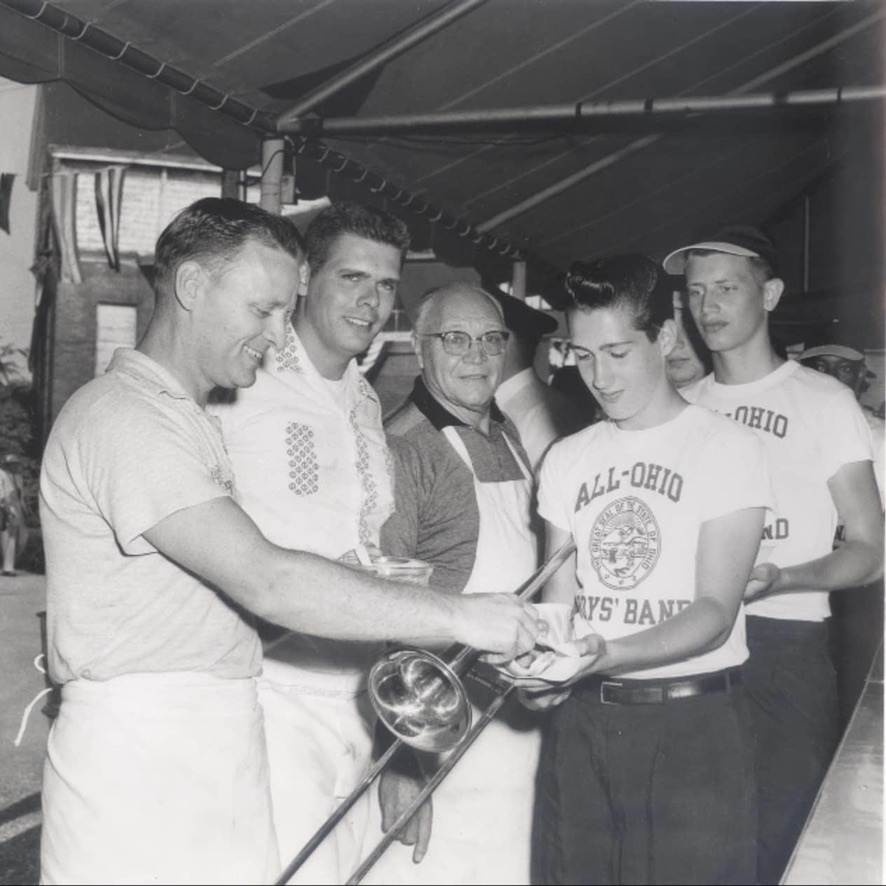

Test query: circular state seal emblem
[590,496,660,590]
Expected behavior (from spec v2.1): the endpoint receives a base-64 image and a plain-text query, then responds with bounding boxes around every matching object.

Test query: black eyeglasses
[420,330,510,357]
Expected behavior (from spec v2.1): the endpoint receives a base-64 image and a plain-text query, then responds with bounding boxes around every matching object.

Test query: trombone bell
[368,648,471,753]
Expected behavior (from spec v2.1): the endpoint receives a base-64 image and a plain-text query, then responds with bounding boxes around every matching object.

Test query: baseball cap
[663,225,777,276]
[798,344,865,363]
[482,281,558,339]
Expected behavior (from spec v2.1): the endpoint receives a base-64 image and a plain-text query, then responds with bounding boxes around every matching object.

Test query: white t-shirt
[538,404,772,680]
[210,325,394,693]
[683,361,874,622]
[40,349,260,684]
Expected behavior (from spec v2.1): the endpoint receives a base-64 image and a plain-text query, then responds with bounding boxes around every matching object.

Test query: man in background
[486,283,585,473]
[799,340,884,725]
[799,342,883,500]
[666,300,711,391]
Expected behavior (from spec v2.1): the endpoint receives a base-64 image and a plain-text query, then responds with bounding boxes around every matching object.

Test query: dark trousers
[744,616,840,885]
[532,678,757,885]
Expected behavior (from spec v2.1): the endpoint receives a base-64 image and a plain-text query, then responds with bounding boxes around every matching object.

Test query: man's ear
[174,261,206,311]
[658,318,678,358]
[762,277,784,313]
[298,261,310,297]
[411,331,424,370]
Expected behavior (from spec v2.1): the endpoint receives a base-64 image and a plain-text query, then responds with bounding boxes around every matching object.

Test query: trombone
[275,537,577,886]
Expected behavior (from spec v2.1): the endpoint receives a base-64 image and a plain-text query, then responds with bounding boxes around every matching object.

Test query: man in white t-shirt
[512,254,772,885]
[663,225,883,885]
[485,283,586,474]
[210,201,409,883]
[38,197,541,886]
[798,340,885,726]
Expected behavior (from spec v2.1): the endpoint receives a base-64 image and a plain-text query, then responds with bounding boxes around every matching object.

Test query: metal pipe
[260,138,285,214]
[275,0,488,129]
[511,260,527,301]
[477,5,886,232]
[281,85,886,136]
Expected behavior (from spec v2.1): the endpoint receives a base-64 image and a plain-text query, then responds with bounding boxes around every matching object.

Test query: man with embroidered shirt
[210,200,413,884]
[366,282,543,884]
[512,254,772,885]
[38,198,541,886]
[663,225,884,884]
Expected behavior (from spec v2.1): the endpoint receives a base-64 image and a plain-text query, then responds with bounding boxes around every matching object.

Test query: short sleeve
[819,386,874,480]
[81,398,234,555]
[537,440,572,532]
[696,423,773,523]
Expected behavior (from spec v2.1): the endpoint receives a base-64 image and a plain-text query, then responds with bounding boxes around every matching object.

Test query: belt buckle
[600,680,621,705]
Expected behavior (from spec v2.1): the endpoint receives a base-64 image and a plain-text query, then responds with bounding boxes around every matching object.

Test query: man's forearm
[592,597,735,677]
[254,551,462,644]
[772,540,883,595]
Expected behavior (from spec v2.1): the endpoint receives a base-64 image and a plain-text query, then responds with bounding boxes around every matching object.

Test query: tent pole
[282,84,886,136]
[511,261,527,302]
[260,139,285,214]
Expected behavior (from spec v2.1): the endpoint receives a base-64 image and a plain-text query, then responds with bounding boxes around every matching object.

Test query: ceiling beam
[275,0,488,130]
[279,85,886,136]
[475,4,886,234]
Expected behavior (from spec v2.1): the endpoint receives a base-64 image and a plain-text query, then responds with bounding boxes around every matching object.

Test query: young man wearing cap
[799,341,884,727]
[664,226,884,885]
[485,283,586,474]
[799,342,884,501]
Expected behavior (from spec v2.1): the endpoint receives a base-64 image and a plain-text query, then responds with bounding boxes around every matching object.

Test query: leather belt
[580,667,743,705]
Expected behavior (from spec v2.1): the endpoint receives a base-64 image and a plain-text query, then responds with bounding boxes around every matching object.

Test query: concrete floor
[0,572,50,886]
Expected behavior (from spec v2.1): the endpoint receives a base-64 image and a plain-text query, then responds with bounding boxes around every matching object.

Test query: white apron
[364,427,541,885]
[40,672,279,886]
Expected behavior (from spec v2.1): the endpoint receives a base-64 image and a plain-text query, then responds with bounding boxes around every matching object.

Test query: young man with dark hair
[38,197,540,885]
[516,253,772,885]
[664,225,883,884]
[209,199,417,884]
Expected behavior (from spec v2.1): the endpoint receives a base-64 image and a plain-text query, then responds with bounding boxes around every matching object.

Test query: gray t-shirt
[40,349,261,684]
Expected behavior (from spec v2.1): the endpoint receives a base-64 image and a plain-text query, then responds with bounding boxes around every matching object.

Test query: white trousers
[40,672,279,886]
[363,690,540,886]
[259,680,375,885]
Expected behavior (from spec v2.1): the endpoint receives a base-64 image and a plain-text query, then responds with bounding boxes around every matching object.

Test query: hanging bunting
[50,172,83,285]
[94,165,126,271]
[0,173,14,234]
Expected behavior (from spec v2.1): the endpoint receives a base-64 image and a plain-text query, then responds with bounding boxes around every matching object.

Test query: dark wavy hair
[565,254,674,342]
[154,197,305,293]
[305,201,411,274]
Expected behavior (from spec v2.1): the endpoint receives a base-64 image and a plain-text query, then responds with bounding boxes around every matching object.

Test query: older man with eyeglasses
[364,281,544,885]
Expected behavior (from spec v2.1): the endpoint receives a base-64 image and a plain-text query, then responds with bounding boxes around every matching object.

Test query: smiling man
[209,201,415,884]
[664,225,884,884]
[369,282,543,884]
[39,199,540,886]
